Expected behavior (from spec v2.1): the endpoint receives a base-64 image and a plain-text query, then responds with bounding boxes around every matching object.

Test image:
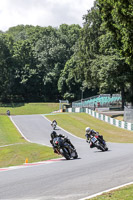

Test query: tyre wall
[66,107,133,131]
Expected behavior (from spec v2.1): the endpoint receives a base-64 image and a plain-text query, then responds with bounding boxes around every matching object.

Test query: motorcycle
[51,122,57,130]
[53,137,78,160]
[89,135,108,151]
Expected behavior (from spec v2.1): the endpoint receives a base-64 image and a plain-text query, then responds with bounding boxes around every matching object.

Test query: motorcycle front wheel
[73,151,78,159]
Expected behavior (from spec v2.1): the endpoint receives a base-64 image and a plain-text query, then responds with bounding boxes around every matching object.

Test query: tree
[33,25,81,101]
[89,30,131,108]
[98,0,133,104]
[0,35,14,102]
[58,56,82,101]
[74,1,103,93]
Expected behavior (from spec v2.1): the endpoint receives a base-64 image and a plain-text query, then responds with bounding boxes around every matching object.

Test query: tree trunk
[121,86,125,109]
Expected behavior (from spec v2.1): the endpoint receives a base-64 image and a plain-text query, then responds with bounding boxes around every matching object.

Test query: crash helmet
[51,131,57,139]
[85,127,91,133]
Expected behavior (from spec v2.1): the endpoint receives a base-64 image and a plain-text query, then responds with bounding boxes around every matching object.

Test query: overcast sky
[0,0,95,32]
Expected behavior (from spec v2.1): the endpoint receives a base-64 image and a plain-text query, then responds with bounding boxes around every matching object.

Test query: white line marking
[10,116,51,147]
[43,114,133,200]
[79,182,133,200]
[42,115,85,141]
[4,114,132,198]
[0,143,24,148]
[43,114,113,144]
[10,116,32,143]
[0,158,63,172]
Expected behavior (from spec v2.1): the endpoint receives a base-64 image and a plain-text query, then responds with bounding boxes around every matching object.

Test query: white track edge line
[10,116,32,143]
[42,114,85,141]
[42,115,133,200]
[10,116,51,147]
[79,181,133,200]
[43,114,114,145]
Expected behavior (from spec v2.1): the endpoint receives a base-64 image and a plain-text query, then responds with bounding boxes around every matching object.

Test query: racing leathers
[50,133,75,153]
[85,129,104,148]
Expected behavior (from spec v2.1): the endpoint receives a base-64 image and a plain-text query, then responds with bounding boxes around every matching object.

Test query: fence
[124,106,133,123]
[72,94,122,109]
[66,107,133,131]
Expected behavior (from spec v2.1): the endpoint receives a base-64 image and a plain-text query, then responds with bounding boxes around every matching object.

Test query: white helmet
[85,127,91,132]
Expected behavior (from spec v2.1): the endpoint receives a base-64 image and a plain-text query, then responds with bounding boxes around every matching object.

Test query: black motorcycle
[89,135,108,151]
[53,137,78,160]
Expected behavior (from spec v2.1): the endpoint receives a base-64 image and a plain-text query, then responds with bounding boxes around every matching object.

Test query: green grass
[0,102,59,115]
[46,113,133,143]
[0,143,60,168]
[46,113,133,200]
[0,106,132,199]
[0,116,26,146]
[1,111,133,168]
[89,184,133,200]
[113,115,124,121]
[0,114,60,168]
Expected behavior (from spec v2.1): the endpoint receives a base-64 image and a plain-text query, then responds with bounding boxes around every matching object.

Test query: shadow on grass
[111,114,124,118]
[0,102,25,108]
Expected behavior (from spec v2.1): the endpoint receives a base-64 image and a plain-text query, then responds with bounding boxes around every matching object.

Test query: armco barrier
[66,107,133,131]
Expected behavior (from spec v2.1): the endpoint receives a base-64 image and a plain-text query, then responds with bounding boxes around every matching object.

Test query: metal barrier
[66,107,133,131]
[124,106,133,123]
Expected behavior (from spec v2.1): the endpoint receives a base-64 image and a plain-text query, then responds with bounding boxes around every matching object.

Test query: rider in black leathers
[51,119,57,127]
[85,127,105,148]
[50,131,75,153]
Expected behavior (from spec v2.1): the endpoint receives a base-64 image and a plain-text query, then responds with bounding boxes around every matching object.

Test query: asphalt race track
[0,114,133,200]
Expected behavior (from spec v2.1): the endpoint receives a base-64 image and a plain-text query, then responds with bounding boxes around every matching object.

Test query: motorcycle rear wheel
[60,148,71,160]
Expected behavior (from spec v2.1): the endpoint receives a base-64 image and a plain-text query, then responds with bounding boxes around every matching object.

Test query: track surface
[0,114,133,200]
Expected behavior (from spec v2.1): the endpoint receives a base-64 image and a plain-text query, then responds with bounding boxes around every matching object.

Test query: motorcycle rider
[51,119,57,127]
[85,127,105,148]
[51,119,57,129]
[50,131,75,153]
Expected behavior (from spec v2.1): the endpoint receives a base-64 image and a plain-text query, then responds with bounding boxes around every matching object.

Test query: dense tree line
[0,24,82,102]
[0,0,133,106]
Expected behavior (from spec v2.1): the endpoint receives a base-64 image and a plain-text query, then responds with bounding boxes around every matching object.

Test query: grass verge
[0,108,132,199]
[0,102,59,115]
[46,113,133,143]
[0,115,60,168]
[0,116,26,146]
[1,111,133,168]
[0,143,60,168]
[89,184,133,200]
[46,113,133,200]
